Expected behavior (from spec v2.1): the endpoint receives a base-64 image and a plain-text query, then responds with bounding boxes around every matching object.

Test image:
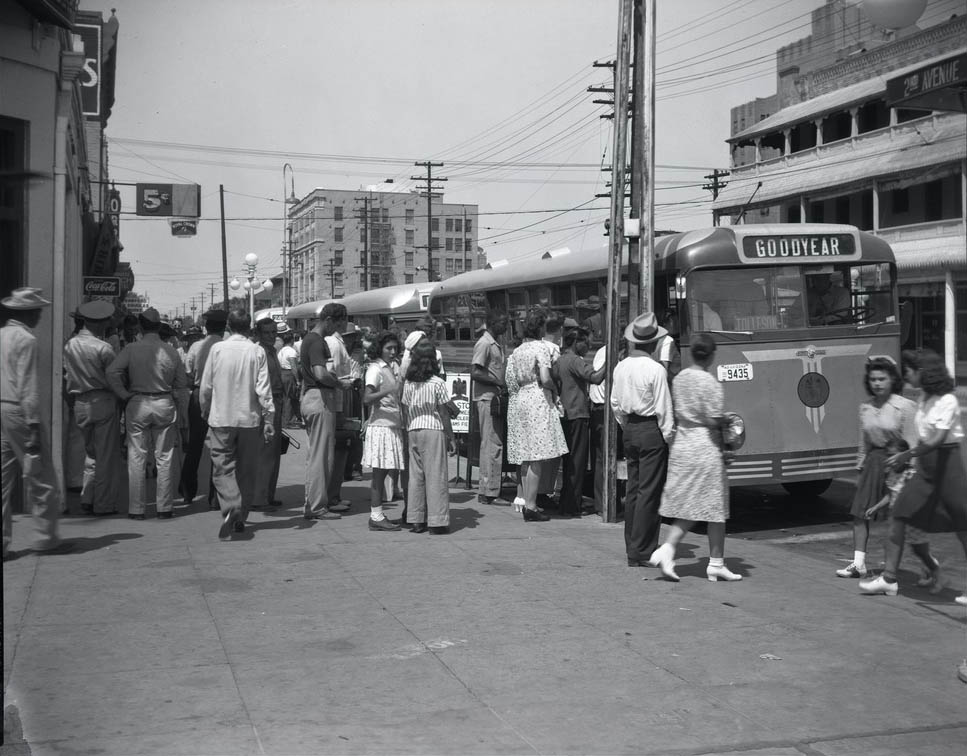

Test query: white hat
[623,312,667,345]
[404,330,425,351]
[2,287,51,310]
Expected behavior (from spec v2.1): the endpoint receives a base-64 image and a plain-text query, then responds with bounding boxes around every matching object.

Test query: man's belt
[133,391,171,396]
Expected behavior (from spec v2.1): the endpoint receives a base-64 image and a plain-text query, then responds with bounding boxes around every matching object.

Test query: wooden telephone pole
[411,161,447,282]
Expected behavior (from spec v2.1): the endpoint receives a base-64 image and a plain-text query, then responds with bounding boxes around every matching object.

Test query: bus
[252,306,289,325]
[428,224,900,494]
[284,282,433,335]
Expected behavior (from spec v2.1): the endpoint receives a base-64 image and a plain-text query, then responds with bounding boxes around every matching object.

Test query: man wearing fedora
[107,307,190,520]
[63,299,122,516]
[1,288,72,557]
[182,309,227,507]
[610,312,674,568]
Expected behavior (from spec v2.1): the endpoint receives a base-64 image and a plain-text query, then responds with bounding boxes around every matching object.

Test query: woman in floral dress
[652,333,742,582]
[505,308,569,522]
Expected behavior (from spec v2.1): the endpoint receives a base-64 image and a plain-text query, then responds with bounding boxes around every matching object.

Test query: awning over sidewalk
[892,236,967,275]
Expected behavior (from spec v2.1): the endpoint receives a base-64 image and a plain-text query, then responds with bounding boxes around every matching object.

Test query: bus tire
[782,479,833,499]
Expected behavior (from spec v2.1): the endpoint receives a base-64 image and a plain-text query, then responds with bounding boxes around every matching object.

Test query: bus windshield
[685,262,895,332]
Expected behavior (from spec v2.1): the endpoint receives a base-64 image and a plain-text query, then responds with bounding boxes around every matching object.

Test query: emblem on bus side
[797,372,830,408]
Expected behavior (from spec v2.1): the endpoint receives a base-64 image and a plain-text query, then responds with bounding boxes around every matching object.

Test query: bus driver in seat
[807,272,851,325]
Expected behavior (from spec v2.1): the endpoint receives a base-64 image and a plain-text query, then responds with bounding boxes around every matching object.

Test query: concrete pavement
[3,433,966,756]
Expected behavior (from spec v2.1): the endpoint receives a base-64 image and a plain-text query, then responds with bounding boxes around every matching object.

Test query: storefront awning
[892,236,967,275]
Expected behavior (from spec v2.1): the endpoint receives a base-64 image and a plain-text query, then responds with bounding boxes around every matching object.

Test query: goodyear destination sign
[741,234,856,260]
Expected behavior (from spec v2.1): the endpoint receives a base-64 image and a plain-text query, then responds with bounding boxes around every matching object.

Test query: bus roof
[430,226,894,300]
[284,282,434,322]
[252,307,287,323]
[655,225,895,270]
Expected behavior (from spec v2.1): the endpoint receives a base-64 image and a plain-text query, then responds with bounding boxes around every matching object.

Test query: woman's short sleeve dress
[361,360,406,471]
[659,367,728,523]
[505,340,568,465]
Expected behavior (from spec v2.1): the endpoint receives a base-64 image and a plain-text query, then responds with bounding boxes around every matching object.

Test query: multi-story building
[286,185,478,304]
[1,2,121,488]
[713,3,966,382]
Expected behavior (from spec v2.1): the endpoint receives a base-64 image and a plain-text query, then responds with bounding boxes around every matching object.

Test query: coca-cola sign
[83,277,120,296]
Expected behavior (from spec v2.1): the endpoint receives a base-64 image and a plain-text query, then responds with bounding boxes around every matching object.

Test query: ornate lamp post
[229,252,273,328]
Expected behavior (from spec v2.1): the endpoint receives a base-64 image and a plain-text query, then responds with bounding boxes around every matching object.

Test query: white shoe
[955,594,967,606]
[835,562,870,578]
[512,497,525,513]
[859,575,898,596]
[647,544,679,582]
[707,563,742,582]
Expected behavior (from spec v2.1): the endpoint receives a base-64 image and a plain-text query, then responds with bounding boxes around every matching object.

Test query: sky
[82,0,956,318]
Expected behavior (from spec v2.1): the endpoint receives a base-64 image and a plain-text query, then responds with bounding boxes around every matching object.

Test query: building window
[455,238,463,253]
[405,208,414,223]
[465,219,472,232]
[455,259,463,272]
[334,227,343,242]
[360,228,366,242]
[430,218,439,232]
[431,236,440,250]
[445,238,453,251]
[454,218,463,232]
[465,236,473,251]
[405,229,414,245]
[892,188,909,214]
[445,258,454,272]
[381,208,389,222]
[405,251,414,267]
[445,218,453,232]
[405,273,414,284]
[334,249,343,265]
[334,206,343,221]
[359,274,366,289]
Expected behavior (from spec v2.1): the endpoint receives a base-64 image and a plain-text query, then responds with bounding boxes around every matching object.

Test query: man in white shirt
[277,327,302,429]
[610,312,674,568]
[199,309,275,540]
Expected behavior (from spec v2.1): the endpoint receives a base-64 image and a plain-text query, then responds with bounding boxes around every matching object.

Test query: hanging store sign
[83,276,120,299]
[136,183,201,217]
[170,219,198,237]
[886,53,967,113]
[75,22,101,117]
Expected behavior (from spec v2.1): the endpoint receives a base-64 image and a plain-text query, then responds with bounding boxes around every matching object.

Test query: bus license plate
[717,363,753,382]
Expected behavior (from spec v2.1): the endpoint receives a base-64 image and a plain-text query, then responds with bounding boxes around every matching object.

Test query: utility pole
[354,194,372,291]
[208,282,217,310]
[602,0,634,527]
[219,185,229,314]
[411,161,447,282]
[631,0,656,318]
[702,168,730,201]
[199,290,205,314]
[324,257,337,299]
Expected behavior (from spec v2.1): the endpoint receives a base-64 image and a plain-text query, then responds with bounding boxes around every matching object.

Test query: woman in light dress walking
[650,333,742,582]
[505,308,569,523]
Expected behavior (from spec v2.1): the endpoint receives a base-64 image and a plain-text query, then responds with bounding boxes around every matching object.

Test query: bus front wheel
[782,479,833,498]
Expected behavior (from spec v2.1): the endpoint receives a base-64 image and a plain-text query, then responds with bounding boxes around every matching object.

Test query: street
[3,437,966,756]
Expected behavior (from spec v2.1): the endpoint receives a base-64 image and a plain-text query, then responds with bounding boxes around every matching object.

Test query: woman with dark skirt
[860,351,967,605]
[834,357,916,579]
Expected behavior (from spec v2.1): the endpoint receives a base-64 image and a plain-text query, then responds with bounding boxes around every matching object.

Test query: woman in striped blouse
[401,341,457,534]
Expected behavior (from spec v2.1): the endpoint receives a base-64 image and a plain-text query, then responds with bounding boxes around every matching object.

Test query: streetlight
[229,252,273,328]
[282,163,297,317]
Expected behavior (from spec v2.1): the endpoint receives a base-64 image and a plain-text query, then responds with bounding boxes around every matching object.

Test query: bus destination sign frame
[740,233,857,264]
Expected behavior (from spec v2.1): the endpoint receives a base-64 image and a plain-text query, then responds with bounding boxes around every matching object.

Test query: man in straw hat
[1,288,73,557]
[610,312,674,568]
[63,299,122,516]
[107,307,190,520]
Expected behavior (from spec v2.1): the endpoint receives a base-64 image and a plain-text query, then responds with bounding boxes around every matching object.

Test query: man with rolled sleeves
[323,305,354,513]
[181,309,227,508]
[200,309,275,540]
[1,288,72,558]
[63,299,121,516]
[253,317,284,510]
[471,310,509,506]
[107,307,189,520]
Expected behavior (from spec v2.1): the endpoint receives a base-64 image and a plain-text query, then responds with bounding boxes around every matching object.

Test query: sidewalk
[3,433,966,756]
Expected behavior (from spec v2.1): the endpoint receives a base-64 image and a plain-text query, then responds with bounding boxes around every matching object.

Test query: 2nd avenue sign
[83,277,120,297]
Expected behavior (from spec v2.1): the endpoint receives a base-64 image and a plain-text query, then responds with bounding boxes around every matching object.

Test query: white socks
[370,506,385,522]
[854,550,866,570]
[708,557,724,568]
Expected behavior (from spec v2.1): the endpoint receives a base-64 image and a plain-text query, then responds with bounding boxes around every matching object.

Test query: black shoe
[80,505,94,516]
[304,510,342,520]
[537,494,559,510]
[368,518,401,532]
[409,523,428,534]
[158,511,174,520]
[522,508,550,522]
[219,510,239,540]
[128,513,146,521]
[233,520,245,533]
[429,526,449,535]
[92,509,118,517]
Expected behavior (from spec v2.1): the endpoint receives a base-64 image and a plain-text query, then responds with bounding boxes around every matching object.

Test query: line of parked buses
[258,223,904,497]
